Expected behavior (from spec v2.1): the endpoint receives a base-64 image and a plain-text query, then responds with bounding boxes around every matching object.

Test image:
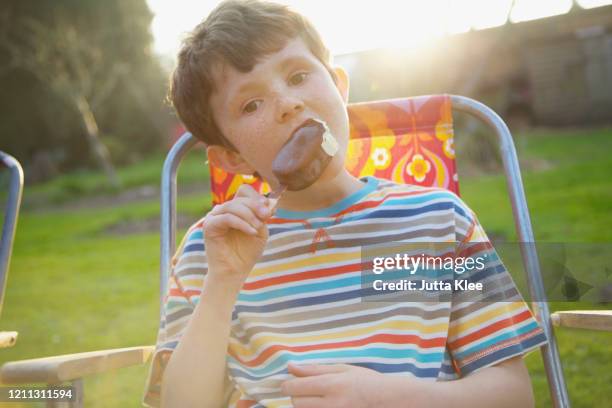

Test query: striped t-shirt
[143,176,547,407]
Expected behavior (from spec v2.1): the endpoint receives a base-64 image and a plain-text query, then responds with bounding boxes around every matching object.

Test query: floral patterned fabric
[208,95,458,205]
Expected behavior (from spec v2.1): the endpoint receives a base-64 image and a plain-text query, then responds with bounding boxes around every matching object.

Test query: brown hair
[169,0,337,150]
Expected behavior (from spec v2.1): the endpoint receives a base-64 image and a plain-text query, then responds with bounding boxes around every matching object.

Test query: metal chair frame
[0,151,23,320]
[159,94,570,407]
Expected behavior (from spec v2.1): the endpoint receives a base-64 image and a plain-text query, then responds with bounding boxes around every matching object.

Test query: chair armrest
[0,332,18,349]
[551,310,612,332]
[0,345,154,384]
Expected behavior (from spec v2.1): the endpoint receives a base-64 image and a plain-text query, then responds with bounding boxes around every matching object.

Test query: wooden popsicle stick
[267,185,286,211]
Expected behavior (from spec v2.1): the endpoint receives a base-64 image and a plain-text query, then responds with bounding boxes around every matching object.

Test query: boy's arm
[161,275,241,408]
[429,356,534,407]
[385,356,534,407]
[160,185,275,407]
[281,356,534,408]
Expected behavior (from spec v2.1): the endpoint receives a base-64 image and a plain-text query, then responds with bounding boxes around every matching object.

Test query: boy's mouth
[289,118,337,154]
[271,118,338,191]
[291,118,322,138]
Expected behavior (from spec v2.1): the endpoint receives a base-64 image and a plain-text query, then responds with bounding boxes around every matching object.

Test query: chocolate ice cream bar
[271,118,338,192]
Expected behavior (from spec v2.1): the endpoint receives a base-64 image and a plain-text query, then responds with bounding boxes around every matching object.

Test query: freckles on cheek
[240,116,272,164]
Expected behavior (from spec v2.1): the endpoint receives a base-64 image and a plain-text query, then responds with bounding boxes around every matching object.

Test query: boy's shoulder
[171,217,207,267]
[370,177,466,209]
[367,177,476,230]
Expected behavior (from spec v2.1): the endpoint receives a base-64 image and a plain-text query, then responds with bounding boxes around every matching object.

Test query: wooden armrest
[551,310,612,332]
[0,345,154,384]
[0,332,18,349]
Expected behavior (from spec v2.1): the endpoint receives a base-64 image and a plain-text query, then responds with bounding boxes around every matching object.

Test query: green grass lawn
[1,128,611,407]
[456,127,612,407]
[13,146,210,210]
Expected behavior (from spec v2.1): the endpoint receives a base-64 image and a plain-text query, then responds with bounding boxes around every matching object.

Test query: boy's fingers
[211,200,264,229]
[281,375,331,397]
[213,196,271,221]
[241,196,272,219]
[205,213,258,236]
[235,183,264,201]
[235,184,273,216]
[291,397,324,408]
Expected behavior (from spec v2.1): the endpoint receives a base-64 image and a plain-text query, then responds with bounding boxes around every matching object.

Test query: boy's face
[208,37,350,190]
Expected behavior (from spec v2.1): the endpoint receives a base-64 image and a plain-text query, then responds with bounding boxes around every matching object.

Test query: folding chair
[5,94,608,407]
[0,151,23,349]
[159,94,572,407]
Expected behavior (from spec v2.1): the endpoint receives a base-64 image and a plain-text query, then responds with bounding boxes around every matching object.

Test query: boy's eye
[288,72,307,86]
[242,100,261,114]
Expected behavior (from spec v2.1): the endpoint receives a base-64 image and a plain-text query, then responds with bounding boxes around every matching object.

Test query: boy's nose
[275,96,304,123]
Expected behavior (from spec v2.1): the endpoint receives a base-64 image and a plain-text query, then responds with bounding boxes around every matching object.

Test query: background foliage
[0,0,171,183]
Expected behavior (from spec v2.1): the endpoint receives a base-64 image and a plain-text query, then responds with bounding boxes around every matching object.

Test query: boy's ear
[333,66,350,103]
[207,145,256,175]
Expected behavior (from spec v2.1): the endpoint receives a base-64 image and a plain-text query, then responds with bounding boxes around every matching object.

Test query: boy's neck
[274,169,366,213]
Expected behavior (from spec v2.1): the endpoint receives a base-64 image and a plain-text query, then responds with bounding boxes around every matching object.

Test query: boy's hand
[281,363,394,408]
[203,184,274,288]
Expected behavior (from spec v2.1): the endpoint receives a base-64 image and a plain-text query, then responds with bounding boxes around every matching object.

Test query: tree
[0,0,170,184]
[3,18,122,187]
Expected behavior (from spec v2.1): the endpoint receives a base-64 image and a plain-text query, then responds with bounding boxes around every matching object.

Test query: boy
[143,1,548,407]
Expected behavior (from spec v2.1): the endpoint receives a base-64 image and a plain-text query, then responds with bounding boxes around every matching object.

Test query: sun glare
[296,0,446,54]
[577,0,612,8]
[147,0,611,58]
[510,0,572,23]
